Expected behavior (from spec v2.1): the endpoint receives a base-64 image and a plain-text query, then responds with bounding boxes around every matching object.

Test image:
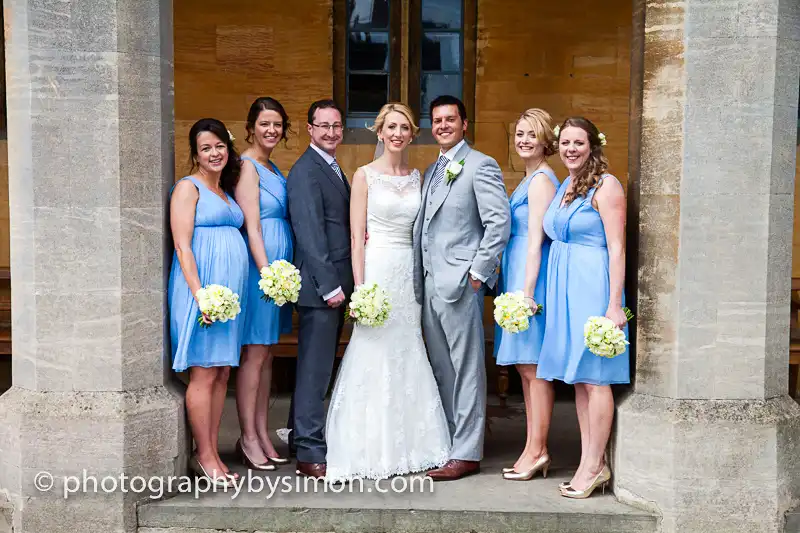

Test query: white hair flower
[553,125,560,138]
[227,129,235,142]
[598,132,607,146]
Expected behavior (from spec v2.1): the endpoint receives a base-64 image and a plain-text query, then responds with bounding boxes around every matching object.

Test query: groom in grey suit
[414,95,511,481]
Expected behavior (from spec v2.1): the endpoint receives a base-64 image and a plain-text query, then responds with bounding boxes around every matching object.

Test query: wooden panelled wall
[795,144,800,275]
[173,0,633,190]
[0,140,7,267]
[0,1,795,278]
[473,1,633,193]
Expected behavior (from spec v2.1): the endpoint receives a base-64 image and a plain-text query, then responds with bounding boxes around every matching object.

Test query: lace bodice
[324,168,449,484]
[362,166,421,248]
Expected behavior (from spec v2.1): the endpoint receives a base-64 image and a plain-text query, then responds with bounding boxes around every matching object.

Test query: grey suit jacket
[413,142,511,304]
[286,147,355,308]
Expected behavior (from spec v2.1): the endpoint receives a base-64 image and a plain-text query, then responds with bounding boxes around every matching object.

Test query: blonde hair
[515,108,557,157]
[369,102,420,138]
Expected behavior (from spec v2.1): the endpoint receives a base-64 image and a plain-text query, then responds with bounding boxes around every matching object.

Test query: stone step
[786,510,799,532]
[138,397,658,533]
[137,469,658,533]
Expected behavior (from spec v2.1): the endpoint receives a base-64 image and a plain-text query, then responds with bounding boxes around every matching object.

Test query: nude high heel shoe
[190,456,233,489]
[559,465,611,499]
[265,454,290,465]
[502,454,551,481]
[236,438,277,471]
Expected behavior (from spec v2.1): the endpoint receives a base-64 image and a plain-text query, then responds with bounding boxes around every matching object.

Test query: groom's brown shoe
[425,460,480,481]
[295,461,326,479]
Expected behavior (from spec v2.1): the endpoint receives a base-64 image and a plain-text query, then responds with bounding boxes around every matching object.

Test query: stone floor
[138,394,658,533]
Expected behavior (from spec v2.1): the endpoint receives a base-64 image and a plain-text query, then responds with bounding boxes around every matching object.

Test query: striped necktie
[330,159,343,181]
[429,154,448,195]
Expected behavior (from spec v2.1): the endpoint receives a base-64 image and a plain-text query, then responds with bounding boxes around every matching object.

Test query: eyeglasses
[311,123,344,133]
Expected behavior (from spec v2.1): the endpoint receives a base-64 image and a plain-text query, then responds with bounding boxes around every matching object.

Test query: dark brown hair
[556,117,609,205]
[307,99,343,125]
[246,97,292,145]
[189,118,240,197]
[430,94,467,121]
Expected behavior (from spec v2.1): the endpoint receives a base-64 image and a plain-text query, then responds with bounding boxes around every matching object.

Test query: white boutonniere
[445,158,465,184]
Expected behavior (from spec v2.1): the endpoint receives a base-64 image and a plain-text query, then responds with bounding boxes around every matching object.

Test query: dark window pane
[349,0,390,30]
[422,32,461,72]
[348,32,389,71]
[421,73,461,115]
[422,0,462,29]
[349,74,388,113]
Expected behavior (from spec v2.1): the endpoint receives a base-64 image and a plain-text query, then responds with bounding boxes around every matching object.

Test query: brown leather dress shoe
[295,461,326,478]
[425,459,480,481]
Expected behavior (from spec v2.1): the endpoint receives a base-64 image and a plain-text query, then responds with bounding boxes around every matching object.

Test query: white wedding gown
[324,166,451,483]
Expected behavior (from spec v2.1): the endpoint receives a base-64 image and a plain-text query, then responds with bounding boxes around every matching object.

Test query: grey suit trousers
[422,272,486,461]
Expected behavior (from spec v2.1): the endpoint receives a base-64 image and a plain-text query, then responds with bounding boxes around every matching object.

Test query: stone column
[0,1,186,532]
[614,1,800,532]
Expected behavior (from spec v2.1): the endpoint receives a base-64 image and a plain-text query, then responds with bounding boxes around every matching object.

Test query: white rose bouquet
[583,307,634,358]
[196,284,241,328]
[347,282,391,327]
[258,259,301,306]
[493,291,542,333]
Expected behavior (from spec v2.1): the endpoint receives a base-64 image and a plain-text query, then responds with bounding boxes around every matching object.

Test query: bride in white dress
[324,103,450,483]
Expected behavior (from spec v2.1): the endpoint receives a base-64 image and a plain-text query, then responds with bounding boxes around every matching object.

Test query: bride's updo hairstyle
[368,102,420,140]
[556,116,609,205]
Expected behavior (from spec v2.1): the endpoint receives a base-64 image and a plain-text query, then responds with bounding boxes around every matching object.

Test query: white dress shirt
[440,138,467,163]
[310,143,344,181]
[436,139,486,284]
[309,143,344,301]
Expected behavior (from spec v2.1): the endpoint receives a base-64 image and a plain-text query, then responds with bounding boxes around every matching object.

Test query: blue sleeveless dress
[493,168,560,366]
[168,176,249,372]
[240,156,294,346]
[536,174,630,385]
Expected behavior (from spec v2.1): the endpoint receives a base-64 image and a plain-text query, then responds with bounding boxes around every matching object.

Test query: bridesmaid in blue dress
[493,109,559,481]
[538,117,629,499]
[233,97,294,470]
[169,118,248,488]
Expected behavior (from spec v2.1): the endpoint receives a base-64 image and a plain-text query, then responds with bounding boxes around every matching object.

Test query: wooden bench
[0,267,9,358]
[791,344,800,399]
[789,278,800,398]
[269,296,509,403]
[271,315,353,358]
